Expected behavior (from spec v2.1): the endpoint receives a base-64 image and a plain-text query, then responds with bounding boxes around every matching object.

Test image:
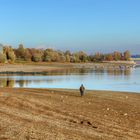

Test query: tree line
[0,44,131,63]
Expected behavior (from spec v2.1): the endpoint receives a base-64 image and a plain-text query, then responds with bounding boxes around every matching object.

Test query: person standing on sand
[79,84,85,96]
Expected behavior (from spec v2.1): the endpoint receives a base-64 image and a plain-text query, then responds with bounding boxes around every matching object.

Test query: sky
[0,0,140,54]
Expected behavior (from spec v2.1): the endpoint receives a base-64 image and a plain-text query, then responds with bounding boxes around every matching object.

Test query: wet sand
[0,88,140,140]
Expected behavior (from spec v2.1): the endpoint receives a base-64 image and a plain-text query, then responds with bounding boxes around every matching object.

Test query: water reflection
[107,69,131,76]
[46,68,132,76]
[0,78,15,88]
[0,68,132,88]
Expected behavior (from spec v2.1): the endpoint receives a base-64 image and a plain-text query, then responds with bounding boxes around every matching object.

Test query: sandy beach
[0,88,139,140]
[0,62,135,74]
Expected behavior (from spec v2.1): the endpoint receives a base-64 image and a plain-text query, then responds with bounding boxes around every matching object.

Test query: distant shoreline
[0,61,136,74]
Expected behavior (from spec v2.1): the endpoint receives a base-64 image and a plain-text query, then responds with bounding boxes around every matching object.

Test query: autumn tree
[64,50,71,62]
[24,49,32,61]
[70,54,77,63]
[14,44,32,61]
[78,51,88,62]
[3,46,16,63]
[124,50,131,61]
[105,54,114,61]
[57,51,66,62]
[29,48,43,62]
[72,53,80,62]
[93,53,104,62]
[0,53,6,63]
[43,49,60,62]
[64,50,71,56]
[0,44,132,63]
[113,51,121,61]
[15,44,25,59]
[65,54,70,62]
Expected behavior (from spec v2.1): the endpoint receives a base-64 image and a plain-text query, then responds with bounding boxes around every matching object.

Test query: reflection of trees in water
[124,70,131,76]
[0,78,32,88]
[107,69,123,76]
[18,80,25,87]
[47,68,96,75]
[16,79,62,86]
[0,68,132,87]
[47,68,132,76]
[0,78,15,87]
[0,79,7,87]
[47,68,101,75]
[107,69,131,76]
[15,80,32,87]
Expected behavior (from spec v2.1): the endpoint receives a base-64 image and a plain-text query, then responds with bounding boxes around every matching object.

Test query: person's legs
[80,91,83,96]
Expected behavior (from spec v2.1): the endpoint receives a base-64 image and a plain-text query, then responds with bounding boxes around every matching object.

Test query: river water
[0,66,140,93]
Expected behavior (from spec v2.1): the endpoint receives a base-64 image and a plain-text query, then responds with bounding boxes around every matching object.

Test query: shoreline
[0,62,136,74]
[0,88,139,139]
[48,88,140,94]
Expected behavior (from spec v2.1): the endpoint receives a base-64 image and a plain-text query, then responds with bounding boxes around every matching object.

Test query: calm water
[0,66,140,93]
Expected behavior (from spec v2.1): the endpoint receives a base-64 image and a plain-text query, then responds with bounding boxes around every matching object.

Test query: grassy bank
[0,88,139,139]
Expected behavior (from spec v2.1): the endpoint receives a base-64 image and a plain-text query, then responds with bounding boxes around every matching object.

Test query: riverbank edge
[0,61,136,75]
[1,87,140,96]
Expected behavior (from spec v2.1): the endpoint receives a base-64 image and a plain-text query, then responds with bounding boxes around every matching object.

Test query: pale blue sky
[0,0,140,53]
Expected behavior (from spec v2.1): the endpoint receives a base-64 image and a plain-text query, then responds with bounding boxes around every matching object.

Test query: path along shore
[0,88,139,140]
